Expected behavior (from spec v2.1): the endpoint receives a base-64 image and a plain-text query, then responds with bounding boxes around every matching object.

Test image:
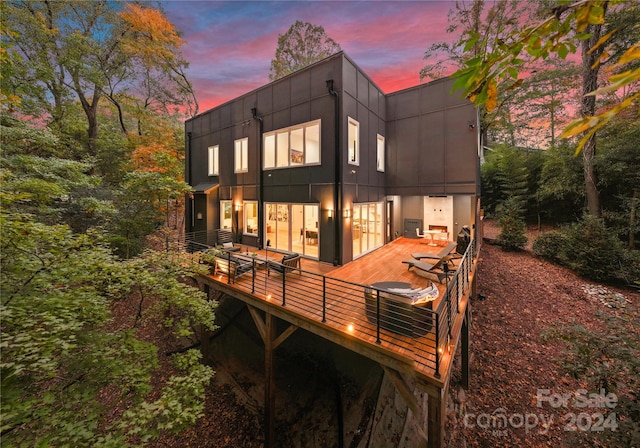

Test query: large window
[263,120,321,169]
[244,201,258,235]
[208,145,219,176]
[220,200,232,230]
[348,117,359,165]
[376,134,385,172]
[234,138,248,173]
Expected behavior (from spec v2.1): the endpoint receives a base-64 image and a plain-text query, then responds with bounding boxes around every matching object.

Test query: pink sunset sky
[164,0,457,113]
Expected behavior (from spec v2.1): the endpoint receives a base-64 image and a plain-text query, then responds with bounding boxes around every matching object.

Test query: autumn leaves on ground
[149,220,639,448]
[445,221,639,448]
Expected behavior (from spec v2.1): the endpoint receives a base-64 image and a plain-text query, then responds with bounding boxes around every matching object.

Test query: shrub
[532,232,566,262]
[496,198,528,250]
[533,215,637,284]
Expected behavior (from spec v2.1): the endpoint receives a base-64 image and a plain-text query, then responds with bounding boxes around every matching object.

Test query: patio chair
[401,256,454,284]
[214,255,253,283]
[411,242,459,261]
[217,229,240,252]
[268,253,302,276]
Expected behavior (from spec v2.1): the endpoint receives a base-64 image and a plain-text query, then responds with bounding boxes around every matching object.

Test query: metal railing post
[251,260,256,294]
[282,269,286,306]
[322,276,326,323]
[376,290,381,344]
[226,251,231,284]
[434,312,441,378]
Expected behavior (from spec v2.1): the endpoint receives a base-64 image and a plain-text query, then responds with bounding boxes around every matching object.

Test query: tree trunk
[580,20,606,218]
[630,188,638,250]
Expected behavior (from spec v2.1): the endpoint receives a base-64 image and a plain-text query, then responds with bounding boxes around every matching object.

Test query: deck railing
[177,233,476,379]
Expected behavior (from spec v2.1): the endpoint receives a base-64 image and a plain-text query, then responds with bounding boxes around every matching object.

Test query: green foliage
[496,197,528,250]
[269,20,341,81]
[481,144,530,218]
[533,215,639,283]
[542,312,640,447]
[1,211,215,447]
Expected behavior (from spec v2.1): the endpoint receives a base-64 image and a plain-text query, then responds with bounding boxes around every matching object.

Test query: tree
[0,204,216,446]
[451,0,640,217]
[3,1,196,150]
[269,20,341,81]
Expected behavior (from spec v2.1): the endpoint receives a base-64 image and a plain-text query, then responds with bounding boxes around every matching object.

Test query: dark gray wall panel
[272,109,291,130]
[342,59,358,99]
[256,88,272,116]
[420,111,445,183]
[291,103,310,124]
[291,70,311,105]
[273,79,290,111]
[444,106,477,186]
[394,117,420,187]
[357,71,368,106]
[220,104,232,129]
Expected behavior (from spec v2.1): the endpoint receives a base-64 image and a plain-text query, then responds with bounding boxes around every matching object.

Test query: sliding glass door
[352,202,383,258]
[265,203,318,259]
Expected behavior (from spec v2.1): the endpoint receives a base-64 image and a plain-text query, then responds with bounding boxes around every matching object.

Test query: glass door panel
[353,206,362,258]
[276,204,289,252]
[304,205,318,258]
[266,203,277,248]
[291,204,304,254]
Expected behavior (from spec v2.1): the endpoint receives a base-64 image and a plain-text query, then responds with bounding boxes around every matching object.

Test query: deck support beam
[382,366,428,443]
[246,305,298,448]
[461,304,470,390]
[427,386,446,448]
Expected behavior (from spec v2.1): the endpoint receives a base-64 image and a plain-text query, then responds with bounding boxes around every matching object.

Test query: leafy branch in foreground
[452,0,639,153]
[1,211,215,447]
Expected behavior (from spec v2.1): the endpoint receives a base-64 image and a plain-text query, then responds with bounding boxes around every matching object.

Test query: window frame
[208,145,219,176]
[263,119,321,170]
[220,200,232,230]
[376,134,385,172]
[348,117,359,166]
[234,138,248,173]
[243,201,258,236]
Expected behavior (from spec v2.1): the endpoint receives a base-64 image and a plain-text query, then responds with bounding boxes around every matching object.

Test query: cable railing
[183,233,476,379]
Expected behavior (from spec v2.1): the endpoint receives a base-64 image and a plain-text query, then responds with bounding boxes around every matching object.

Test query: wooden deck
[199,237,474,390]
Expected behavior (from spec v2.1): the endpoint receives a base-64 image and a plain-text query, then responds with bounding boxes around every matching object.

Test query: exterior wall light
[196,212,203,220]
[327,209,333,219]
[235,203,242,211]
[344,209,351,219]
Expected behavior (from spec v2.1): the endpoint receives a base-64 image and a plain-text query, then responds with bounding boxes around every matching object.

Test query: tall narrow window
[220,200,232,230]
[208,145,219,176]
[305,123,320,164]
[264,134,275,168]
[234,138,248,173]
[348,117,359,165]
[244,201,258,235]
[376,134,385,172]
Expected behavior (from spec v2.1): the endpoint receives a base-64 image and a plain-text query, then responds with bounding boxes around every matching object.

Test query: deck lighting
[347,323,354,333]
[267,293,272,300]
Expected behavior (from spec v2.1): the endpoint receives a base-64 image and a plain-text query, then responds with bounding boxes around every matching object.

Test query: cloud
[165,0,455,110]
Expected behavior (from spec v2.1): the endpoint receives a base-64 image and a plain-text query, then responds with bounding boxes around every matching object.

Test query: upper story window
[263,120,321,169]
[376,134,385,172]
[208,145,219,176]
[234,138,248,173]
[348,117,359,165]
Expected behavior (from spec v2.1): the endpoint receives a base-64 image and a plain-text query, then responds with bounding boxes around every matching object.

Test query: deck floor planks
[206,237,467,382]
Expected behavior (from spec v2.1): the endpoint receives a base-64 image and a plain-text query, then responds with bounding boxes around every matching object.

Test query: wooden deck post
[264,312,275,448]
[427,387,446,448]
[461,305,470,390]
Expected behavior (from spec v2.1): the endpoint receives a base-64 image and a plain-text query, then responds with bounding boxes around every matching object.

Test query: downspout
[252,108,264,249]
[186,131,193,233]
[327,80,341,266]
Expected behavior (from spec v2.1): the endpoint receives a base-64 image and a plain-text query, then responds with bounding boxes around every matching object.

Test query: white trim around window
[376,134,385,172]
[263,119,321,169]
[243,201,258,236]
[208,145,219,176]
[348,117,359,166]
[234,138,248,173]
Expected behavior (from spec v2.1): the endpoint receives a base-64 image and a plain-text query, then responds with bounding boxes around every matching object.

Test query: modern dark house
[185,51,480,264]
[185,52,482,448]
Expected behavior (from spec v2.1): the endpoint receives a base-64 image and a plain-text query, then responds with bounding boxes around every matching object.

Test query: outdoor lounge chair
[402,257,454,283]
[268,253,302,276]
[411,242,459,261]
[217,229,240,252]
